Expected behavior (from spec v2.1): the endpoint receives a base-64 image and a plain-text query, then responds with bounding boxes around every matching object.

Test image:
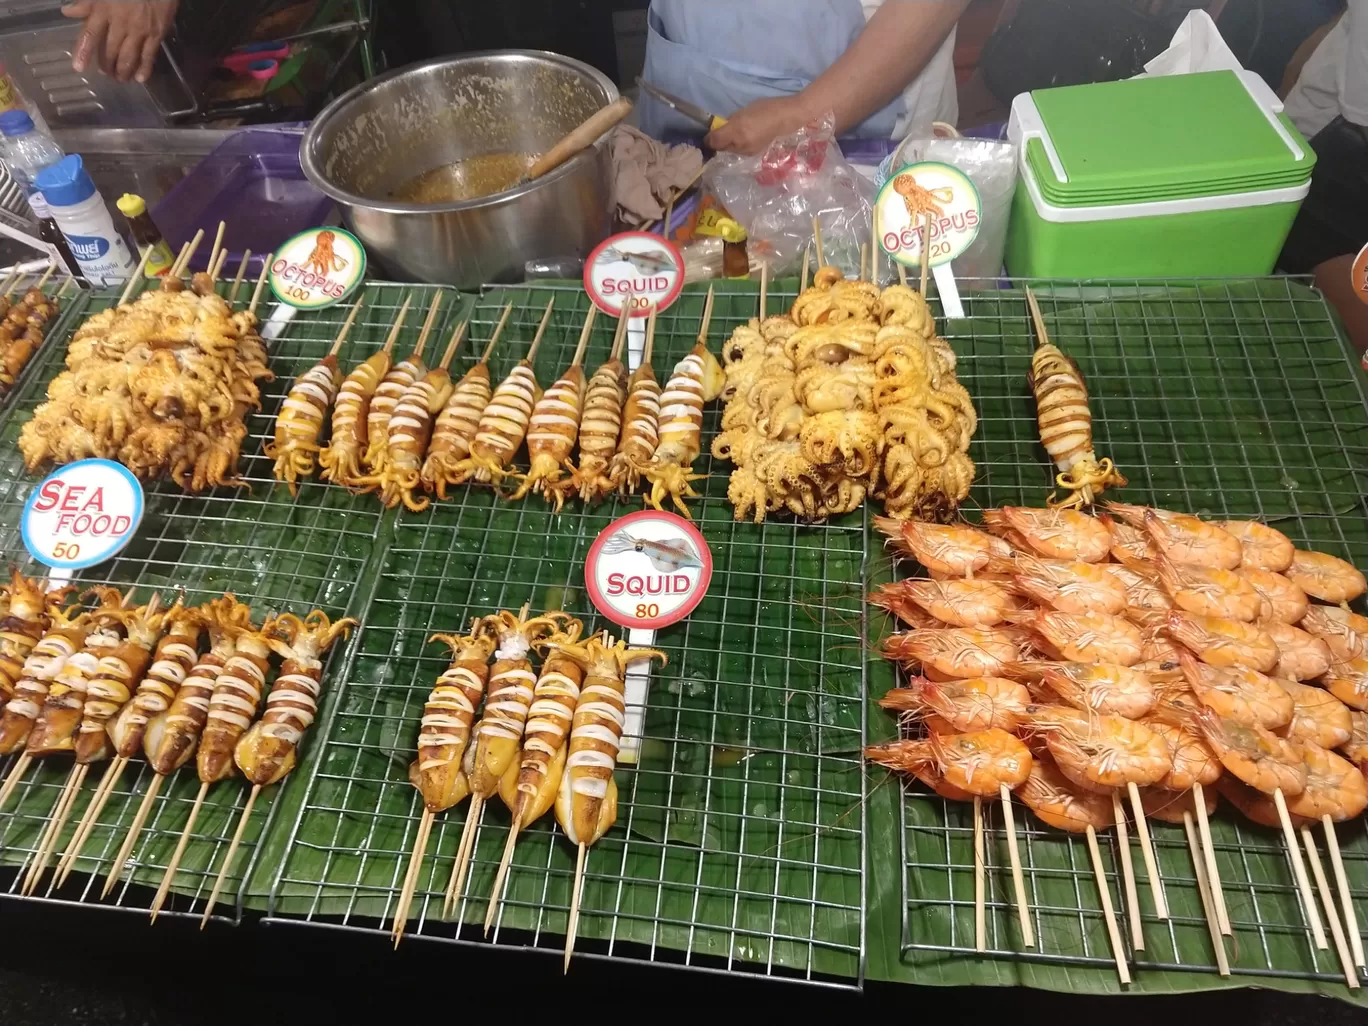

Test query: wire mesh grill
[0,280,455,921]
[263,283,868,987]
[887,276,1368,985]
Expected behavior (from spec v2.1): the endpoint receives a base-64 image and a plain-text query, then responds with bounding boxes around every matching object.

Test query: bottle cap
[0,109,33,136]
[35,154,96,207]
[116,193,147,218]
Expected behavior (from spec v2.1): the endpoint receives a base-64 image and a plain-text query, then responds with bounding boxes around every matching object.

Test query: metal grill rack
[263,283,868,987]
[888,277,1368,986]
[0,280,456,922]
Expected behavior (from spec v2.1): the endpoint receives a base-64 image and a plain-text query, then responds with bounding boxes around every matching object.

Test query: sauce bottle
[116,193,176,278]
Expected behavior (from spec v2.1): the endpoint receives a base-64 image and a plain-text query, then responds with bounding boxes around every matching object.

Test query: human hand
[705,94,811,155]
[62,1,179,83]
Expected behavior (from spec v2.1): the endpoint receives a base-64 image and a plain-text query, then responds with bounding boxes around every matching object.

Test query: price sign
[269,227,366,310]
[875,161,982,268]
[584,231,684,319]
[584,510,711,629]
[22,459,144,570]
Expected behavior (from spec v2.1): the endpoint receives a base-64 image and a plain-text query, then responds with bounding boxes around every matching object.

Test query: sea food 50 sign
[269,227,366,309]
[22,459,144,570]
[585,510,712,629]
[875,161,981,268]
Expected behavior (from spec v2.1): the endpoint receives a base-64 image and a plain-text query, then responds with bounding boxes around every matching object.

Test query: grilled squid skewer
[449,298,555,486]
[359,321,466,512]
[643,287,725,518]
[318,294,411,487]
[0,602,86,758]
[572,301,631,503]
[509,306,598,509]
[0,570,57,703]
[421,304,511,499]
[1025,288,1126,508]
[391,620,497,944]
[556,634,667,969]
[199,610,356,925]
[610,303,663,494]
[363,291,440,476]
[265,294,363,495]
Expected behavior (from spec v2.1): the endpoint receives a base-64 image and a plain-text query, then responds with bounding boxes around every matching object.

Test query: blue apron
[639,0,904,140]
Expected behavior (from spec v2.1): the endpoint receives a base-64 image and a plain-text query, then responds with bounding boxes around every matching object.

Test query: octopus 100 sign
[584,510,712,629]
[269,227,366,309]
[22,459,144,570]
[875,161,981,268]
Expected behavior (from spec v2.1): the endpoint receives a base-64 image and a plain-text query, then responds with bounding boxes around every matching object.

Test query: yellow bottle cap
[116,193,146,217]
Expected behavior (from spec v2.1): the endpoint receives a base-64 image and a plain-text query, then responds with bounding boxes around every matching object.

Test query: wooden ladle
[520,96,633,184]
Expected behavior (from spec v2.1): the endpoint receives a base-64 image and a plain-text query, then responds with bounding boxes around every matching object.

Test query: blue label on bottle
[67,233,110,262]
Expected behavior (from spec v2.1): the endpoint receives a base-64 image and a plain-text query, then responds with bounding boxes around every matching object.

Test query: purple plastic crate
[151,126,335,276]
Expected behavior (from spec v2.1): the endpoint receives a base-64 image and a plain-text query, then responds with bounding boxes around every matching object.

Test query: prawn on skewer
[318,295,412,488]
[362,291,442,478]
[265,293,364,495]
[420,304,511,500]
[610,304,663,494]
[571,300,631,503]
[1024,289,1126,508]
[878,675,1030,733]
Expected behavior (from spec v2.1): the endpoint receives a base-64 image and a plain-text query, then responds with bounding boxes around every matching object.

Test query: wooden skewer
[329,291,365,358]
[1302,825,1359,988]
[210,248,229,282]
[172,229,204,279]
[1273,787,1328,949]
[1111,790,1144,951]
[524,297,555,365]
[229,250,252,305]
[1183,810,1230,976]
[643,162,706,233]
[102,773,163,897]
[392,807,435,946]
[564,841,587,973]
[118,246,155,306]
[610,292,631,361]
[438,321,468,372]
[0,752,33,812]
[799,245,810,293]
[149,780,210,921]
[919,211,932,296]
[484,819,521,935]
[481,304,513,363]
[570,305,597,368]
[812,215,825,268]
[870,208,881,285]
[199,783,261,927]
[1192,781,1231,935]
[207,220,227,276]
[758,261,768,321]
[0,267,18,296]
[248,253,272,316]
[973,795,986,952]
[56,277,75,300]
[897,262,908,287]
[411,291,444,361]
[22,761,88,893]
[1127,781,1169,919]
[55,754,128,884]
[444,794,484,920]
[696,284,714,346]
[35,261,56,290]
[1323,815,1365,969]
[998,783,1034,947]
[643,303,657,365]
[380,294,413,356]
[1086,823,1131,985]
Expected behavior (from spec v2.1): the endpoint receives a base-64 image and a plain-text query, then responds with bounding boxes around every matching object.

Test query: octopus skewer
[391,620,496,944]
[363,291,441,478]
[609,303,661,494]
[571,298,630,504]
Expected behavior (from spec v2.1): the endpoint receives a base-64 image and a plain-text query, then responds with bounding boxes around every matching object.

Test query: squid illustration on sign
[600,529,703,573]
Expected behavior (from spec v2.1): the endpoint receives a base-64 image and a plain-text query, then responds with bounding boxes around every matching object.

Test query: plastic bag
[703,114,874,278]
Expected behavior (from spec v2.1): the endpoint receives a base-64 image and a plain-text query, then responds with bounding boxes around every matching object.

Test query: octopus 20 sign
[584,510,712,629]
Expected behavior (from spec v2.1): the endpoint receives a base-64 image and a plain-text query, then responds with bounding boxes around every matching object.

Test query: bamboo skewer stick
[444,795,484,920]
[207,220,227,275]
[199,783,260,926]
[411,291,444,360]
[919,211,932,296]
[1274,787,1328,949]
[1183,810,1230,976]
[870,210,881,285]
[524,297,555,365]
[22,762,88,893]
[118,248,154,306]
[484,820,521,935]
[644,303,657,365]
[149,780,209,921]
[438,321,468,371]
[973,795,986,951]
[1192,781,1231,935]
[171,229,204,278]
[102,774,163,897]
[34,261,55,290]
[392,808,435,945]
[1323,816,1365,969]
[570,305,597,367]
[858,243,867,282]
[1086,823,1131,984]
[999,784,1034,947]
[799,245,811,293]
[56,277,75,300]
[1127,781,1169,919]
[482,304,513,363]
[697,284,714,346]
[380,294,413,356]
[55,754,127,885]
[897,262,908,287]
[229,251,252,304]
[1302,826,1359,988]
[758,260,768,321]
[329,291,366,358]
[564,841,588,973]
[812,215,825,268]
[0,753,33,811]
[248,254,273,316]
[1111,790,1144,951]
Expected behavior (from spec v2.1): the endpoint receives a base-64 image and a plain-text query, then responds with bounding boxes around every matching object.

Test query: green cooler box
[1005,70,1315,278]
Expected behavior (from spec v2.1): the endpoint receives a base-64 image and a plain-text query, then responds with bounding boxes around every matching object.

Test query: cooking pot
[301,51,617,287]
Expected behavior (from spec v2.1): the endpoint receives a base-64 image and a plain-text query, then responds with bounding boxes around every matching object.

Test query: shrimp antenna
[481,303,513,363]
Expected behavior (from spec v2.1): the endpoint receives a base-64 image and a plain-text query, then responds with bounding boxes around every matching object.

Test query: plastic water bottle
[0,111,81,279]
[35,154,136,286]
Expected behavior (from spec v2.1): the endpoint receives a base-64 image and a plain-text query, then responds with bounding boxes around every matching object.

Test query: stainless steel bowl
[301,51,617,287]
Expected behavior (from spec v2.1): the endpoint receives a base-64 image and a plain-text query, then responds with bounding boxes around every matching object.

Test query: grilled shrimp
[1284,550,1366,603]
[1104,502,1242,570]
[1194,705,1307,796]
[903,759,976,801]
[1098,562,1171,612]
[1299,605,1368,662]
[1164,610,1278,673]
[1138,785,1217,825]
[1024,704,1171,788]
[1097,513,1157,563]
[878,675,1030,732]
[982,507,1112,563]
[1178,650,1292,731]
[1146,552,1265,622]
[1265,622,1332,681]
[1321,658,1368,710]
[319,350,391,488]
[1286,743,1368,821]
[1004,553,1126,615]
[1017,755,1115,832]
[1218,775,1305,829]
[1013,608,1143,666]
[1343,710,1368,767]
[1219,520,1294,572]
[1235,567,1306,625]
[1145,719,1222,791]
[1282,680,1353,749]
[865,727,1033,796]
[869,578,1016,628]
[881,627,1030,680]
[872,516,1012,576]
[1019,659,1156,719]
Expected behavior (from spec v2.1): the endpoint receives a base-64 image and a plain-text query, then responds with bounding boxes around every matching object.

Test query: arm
[707,0,968,154]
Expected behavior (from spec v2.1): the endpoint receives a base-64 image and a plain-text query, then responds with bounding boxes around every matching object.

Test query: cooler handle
[1007,92,1068,184]
[1237,69,1304,162]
